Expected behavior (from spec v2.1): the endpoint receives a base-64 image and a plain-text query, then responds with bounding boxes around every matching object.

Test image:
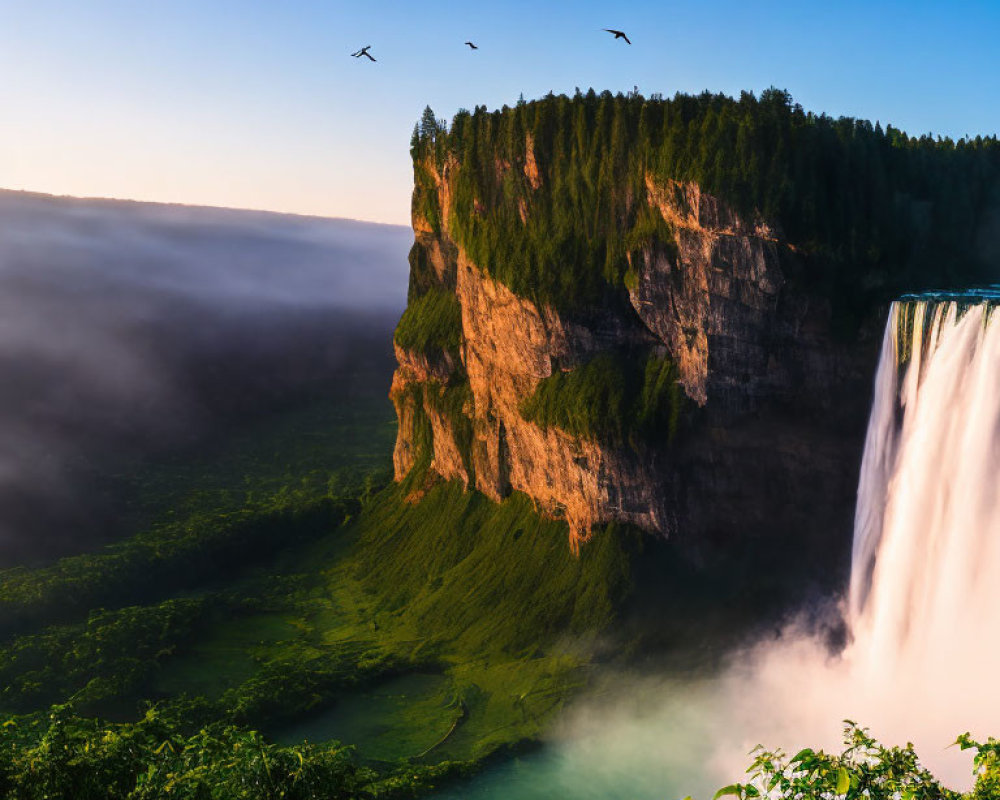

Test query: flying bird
[604,29,631,44]
[465,41,478,50]
[351,45,376,61]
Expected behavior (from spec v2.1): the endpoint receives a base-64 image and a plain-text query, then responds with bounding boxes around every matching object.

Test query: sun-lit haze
[3,0,1000,224]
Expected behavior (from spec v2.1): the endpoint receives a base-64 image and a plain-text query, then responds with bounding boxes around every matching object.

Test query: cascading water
[845,293,1000,733]
[699,294,1000,787]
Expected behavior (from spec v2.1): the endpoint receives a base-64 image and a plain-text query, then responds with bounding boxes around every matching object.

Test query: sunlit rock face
[393,161,874,564]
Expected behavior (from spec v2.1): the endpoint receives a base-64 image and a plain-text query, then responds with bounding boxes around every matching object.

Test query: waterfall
[848,296,1000,687]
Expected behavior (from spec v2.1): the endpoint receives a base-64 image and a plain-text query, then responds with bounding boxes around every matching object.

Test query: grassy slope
[0,362,654,796]
[0,478,635,764]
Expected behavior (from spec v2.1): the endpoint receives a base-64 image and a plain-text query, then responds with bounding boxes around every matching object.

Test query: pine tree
[419,106,439,143]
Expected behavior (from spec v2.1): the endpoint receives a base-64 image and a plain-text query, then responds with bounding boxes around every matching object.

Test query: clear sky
[2,0,999,225]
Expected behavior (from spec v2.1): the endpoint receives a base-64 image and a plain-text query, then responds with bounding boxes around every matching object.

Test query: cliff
[393,179,868,556]
[392,91,1000,559]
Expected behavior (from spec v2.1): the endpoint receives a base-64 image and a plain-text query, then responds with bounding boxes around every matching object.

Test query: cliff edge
[391,90,999,559]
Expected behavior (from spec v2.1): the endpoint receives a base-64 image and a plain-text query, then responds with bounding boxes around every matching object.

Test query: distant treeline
[411,88,1000,330]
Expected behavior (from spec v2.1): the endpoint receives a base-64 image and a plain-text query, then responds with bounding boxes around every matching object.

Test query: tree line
[411,88,1000,331]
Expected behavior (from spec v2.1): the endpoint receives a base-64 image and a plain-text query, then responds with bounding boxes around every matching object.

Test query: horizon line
[0,185,412,230]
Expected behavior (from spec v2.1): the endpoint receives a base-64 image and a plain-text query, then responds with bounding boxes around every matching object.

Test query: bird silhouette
[604,29,631,44]
[465,41,478,50]
[351,45,376,61]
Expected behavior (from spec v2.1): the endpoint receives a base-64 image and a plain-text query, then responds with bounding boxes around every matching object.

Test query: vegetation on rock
[520,351,683,447]
[411,90,1000,330]
[393,287,462,359]
[718,723,1000,800]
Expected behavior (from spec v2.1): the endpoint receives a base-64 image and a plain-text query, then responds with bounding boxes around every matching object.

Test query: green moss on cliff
[520,351,683,448]
[395,377,476,487]
[395,382,435,493]
[424,379,476,482]
[412,160,442,235]
[393,286,462,359]
[352,481,631,659]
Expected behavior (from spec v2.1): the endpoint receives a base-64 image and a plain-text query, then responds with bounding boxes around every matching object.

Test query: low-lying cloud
[0,190,411,565]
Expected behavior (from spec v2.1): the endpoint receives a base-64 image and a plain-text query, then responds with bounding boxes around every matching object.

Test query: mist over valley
[0,190,410,565]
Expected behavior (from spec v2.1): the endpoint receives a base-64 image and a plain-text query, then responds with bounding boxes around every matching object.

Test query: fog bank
[0,190,411,565]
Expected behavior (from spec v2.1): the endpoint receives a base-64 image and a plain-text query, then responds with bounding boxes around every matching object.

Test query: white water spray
[846,297,1000,726]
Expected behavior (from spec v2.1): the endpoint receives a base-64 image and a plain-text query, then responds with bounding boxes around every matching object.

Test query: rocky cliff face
[392,155,876,560]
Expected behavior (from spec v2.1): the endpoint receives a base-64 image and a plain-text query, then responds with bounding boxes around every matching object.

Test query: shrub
[394,288,462,358]
[520,351,683,447]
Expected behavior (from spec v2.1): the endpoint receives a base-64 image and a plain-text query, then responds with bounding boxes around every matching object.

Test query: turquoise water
[433,750,698,800]
[430,677,734,800]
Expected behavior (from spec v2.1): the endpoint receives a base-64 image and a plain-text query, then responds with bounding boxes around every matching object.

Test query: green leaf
[713,786,743,800]
[836,766,850,794]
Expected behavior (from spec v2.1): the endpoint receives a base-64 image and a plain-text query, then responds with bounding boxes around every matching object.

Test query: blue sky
[1,0,998,224]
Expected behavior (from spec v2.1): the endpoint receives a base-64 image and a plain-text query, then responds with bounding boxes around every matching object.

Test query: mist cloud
[0,190,411,565]
[445,612,982,800]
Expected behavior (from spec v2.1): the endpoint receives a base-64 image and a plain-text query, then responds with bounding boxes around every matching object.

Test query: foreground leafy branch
[713,722,1000,800]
